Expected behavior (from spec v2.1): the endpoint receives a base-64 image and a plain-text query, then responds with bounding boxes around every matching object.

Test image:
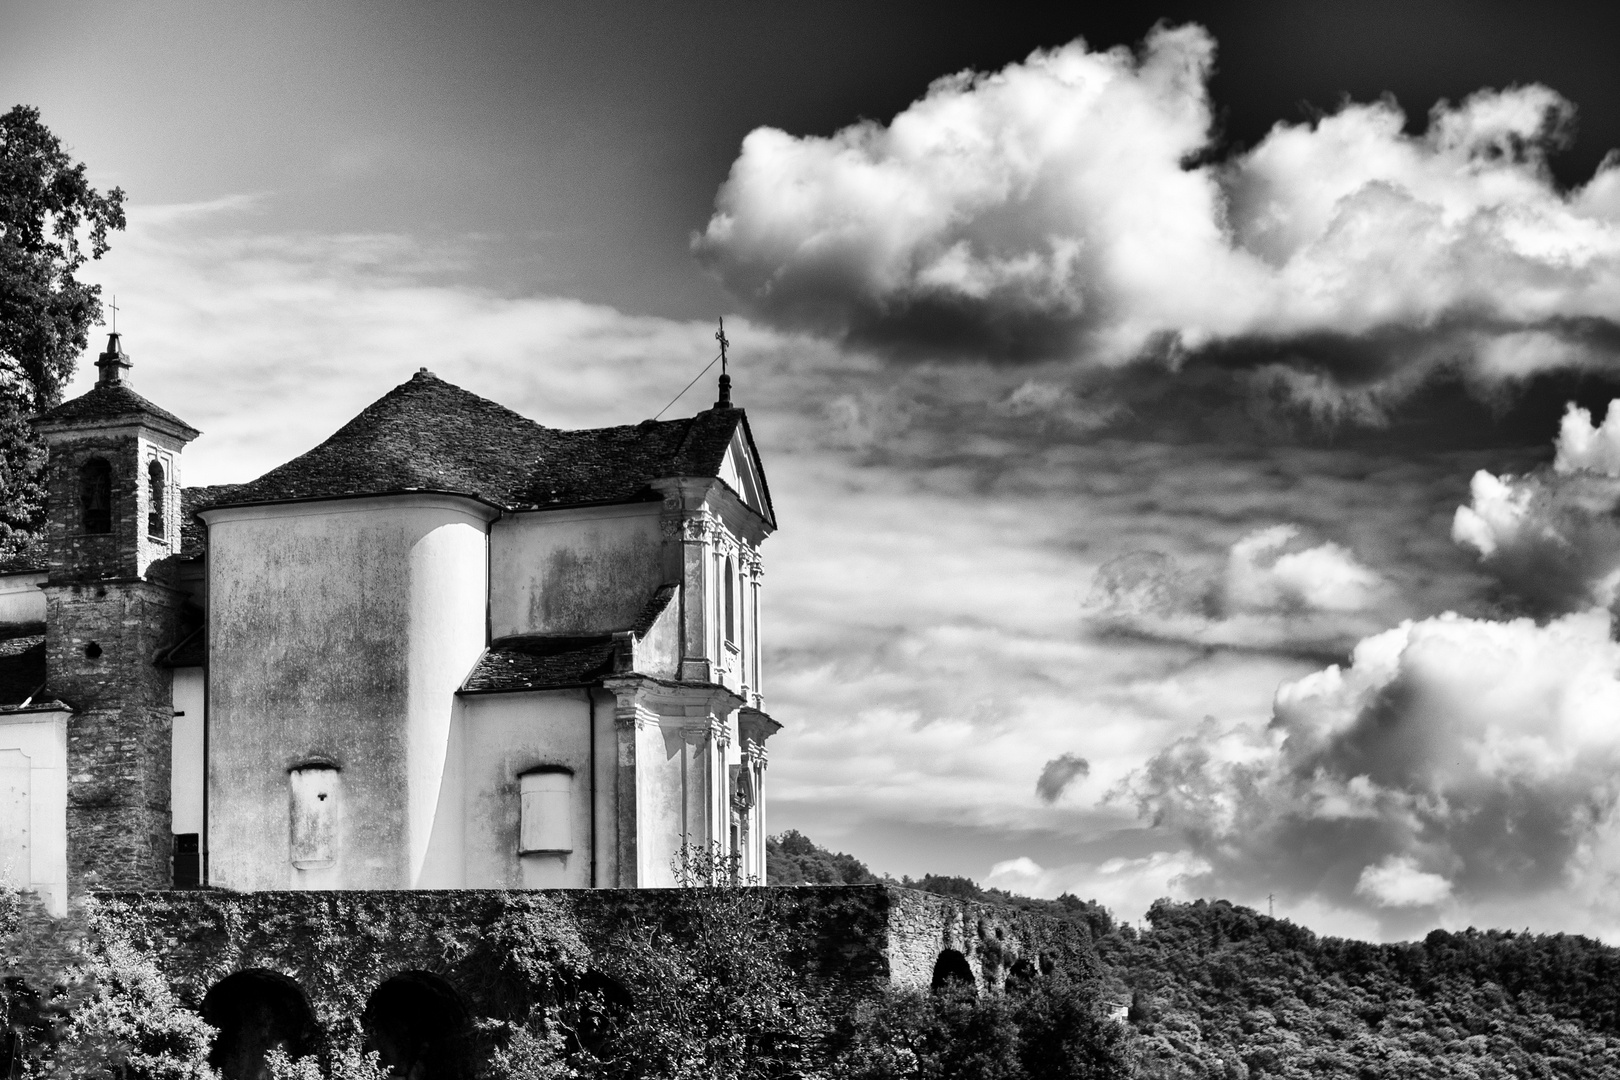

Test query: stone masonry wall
[108,885,1096,1025]
[49,580,188,890]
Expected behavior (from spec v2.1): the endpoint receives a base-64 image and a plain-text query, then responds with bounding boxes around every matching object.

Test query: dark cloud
[1036,754,1090,804]
[698,23,1620,422]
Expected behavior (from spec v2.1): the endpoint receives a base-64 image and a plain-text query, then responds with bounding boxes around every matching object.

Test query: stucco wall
[489,504,667,639]
[202,495,493,892]
[458,689,621,889]
[0,572,45,625]
[169,667,204,837]
[0,707,69,914]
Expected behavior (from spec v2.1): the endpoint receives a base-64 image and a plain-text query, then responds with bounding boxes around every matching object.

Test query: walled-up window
[519,767,572,853]
[288,765,339,870]
[79,458,112,534]
[724,556,736,646]
[147,460,165,537]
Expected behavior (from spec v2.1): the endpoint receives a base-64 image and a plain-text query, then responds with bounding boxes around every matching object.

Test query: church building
[0,334,779,913]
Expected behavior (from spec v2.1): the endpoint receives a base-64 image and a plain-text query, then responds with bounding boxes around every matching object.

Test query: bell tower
[32,333,200,891]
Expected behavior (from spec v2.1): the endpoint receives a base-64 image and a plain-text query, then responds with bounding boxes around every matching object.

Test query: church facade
[0,335,779,912]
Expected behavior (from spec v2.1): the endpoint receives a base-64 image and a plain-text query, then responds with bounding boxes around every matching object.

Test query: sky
[9,0,1620,942]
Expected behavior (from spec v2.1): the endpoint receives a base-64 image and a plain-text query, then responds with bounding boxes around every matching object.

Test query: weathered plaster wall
[0,706,69,914]
[203,495,493,892]
[169,667,204,837]
[0,572,45,625]
[489,504,666,639]
[458,689,611,889]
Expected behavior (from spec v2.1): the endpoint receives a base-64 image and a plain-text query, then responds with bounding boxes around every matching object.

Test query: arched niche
[362,971,473,1080]
[202,968,320,1080]
[571,969,633,1055]
[930,948,977,995]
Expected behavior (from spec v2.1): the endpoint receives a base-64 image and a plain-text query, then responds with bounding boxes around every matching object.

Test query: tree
[0,104,125,555]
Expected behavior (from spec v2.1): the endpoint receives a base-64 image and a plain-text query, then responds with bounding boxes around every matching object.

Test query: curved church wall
[201,495,494,891]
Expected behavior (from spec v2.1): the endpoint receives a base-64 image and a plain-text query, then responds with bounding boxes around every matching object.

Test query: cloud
[1036,754,1090,804]
[1453,401,1620,615]
[1355,855,1454,909]
[1120,607,1620,938]
[697,23,1620,408]
[1084,525,1391,658]
[984,851,1212,924]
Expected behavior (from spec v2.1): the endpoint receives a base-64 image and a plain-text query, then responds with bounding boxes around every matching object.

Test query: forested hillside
[769,834,1620,1077]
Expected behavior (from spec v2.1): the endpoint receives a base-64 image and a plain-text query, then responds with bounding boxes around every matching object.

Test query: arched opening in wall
[147,460,166,536]
[931,949,977,995]
[1005,957,1039,993]
[571,970,633,1055]
[363,971,473,1080]
[202,969,319,1080]
[79,457,112,534]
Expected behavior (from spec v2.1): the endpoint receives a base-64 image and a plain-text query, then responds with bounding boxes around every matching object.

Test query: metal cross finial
[716,316,729,376]
[107,294,119,334]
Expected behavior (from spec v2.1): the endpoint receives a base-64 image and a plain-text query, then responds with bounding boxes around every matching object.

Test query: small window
[80,458,112,534]
[519,768,572,854]
[147,460,166,537]
[724,556,736,646]
[289,765,339,869]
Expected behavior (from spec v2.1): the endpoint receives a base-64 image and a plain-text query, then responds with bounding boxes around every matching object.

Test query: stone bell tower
[32,333,200,891]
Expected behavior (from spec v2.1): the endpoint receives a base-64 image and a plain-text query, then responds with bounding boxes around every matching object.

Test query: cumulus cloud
[1036,754,1090,803]
[1453,401,1620,615]
[1085,525,1389,658]
[697,23,1620,406]
[1121,608,1620,938]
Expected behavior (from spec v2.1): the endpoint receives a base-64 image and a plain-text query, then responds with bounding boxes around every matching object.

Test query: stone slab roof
[460,582,679,694]
[204,370,761,516]
[33,382,200,439]
[461,635,621,693]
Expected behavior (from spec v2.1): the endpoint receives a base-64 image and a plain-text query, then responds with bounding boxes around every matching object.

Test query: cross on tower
[715,316,732,408]
[107,294,119,334]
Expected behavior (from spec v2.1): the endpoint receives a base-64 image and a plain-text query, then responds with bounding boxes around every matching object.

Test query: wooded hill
[769,832,1620,1078]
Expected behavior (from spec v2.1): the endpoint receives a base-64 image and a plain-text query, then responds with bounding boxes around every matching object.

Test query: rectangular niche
[519,768,572,854]
[288,764,339,870]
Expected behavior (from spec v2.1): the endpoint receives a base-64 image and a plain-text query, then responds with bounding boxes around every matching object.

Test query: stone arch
[1005,957,1039,993]
[930,948,976,994]
[202,969,320,1080]
[147,459,166,535]
[362,971,474,1080]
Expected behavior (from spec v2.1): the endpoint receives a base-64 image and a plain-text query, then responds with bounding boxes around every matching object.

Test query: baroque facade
[0,334,780,911]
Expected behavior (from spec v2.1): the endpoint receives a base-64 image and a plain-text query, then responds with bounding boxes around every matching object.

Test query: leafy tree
[585,844,831,1080]
[0,104,125,556]
[766,830,879,886]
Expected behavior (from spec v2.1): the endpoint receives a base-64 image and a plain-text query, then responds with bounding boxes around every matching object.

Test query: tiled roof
[206,370,762,516]
[33,382,200,438]
[180,485,246,556]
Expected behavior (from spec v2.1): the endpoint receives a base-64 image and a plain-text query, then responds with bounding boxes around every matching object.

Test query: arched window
[79,458,112,534]
[724,556,736,646]
[147,460,165,537]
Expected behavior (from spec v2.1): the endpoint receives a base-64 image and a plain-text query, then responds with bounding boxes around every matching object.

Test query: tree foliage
[1094,898,1620,1078]
[766,830,881,886]
[0,104,125,554]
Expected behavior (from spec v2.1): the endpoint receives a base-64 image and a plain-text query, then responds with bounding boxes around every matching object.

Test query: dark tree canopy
[0,104,125,558]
